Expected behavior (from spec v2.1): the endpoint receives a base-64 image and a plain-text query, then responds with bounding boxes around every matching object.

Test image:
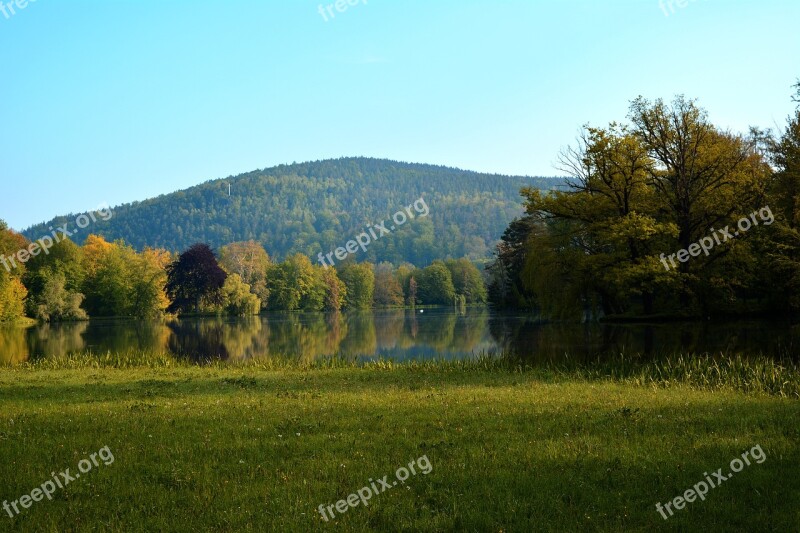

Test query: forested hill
[23,158,563,265]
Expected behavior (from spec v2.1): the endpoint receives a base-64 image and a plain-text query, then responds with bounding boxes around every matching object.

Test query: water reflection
[28,322,89,359]
[0,326,30,365]
[490,315,800,363]
[1,310,797,365]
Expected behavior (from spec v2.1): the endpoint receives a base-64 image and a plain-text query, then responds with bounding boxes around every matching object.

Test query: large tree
[165,243,228,314]
[761,82,800,311]
[497,95,774,318]
[373,262,404,307]
[445,258,487,304]
[219,241,270,310]
[339,262,375,310]
[416,260,456,305]
[0,220,29,322]
[23,237,87,321]
[265,253,324,311]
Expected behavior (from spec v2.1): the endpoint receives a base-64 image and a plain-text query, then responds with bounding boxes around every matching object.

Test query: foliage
[445,258,487,303]
[416,260,456,305]
[373,262,405,307]
[0,275,27,322]
[320,266,346,312]
[165,243,228,314]
[23,158,563,264]
[22,238,87,321]
[0,220,29,322]
[492,95,785,317]
[486,217,537,309]
[266,253,324,311]
[29,269,88,322]
[761,83,800,310]
[339,262,375,310]
[219,241,271,310]
[221,273,261,316]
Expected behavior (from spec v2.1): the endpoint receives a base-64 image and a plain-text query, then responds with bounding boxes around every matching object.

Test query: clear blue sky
[1,0,798,230]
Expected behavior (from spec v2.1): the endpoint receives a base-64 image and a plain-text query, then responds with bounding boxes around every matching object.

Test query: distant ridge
[23,157,565,265]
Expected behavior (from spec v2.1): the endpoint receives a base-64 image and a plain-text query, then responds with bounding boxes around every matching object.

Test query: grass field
[0,355,798,532]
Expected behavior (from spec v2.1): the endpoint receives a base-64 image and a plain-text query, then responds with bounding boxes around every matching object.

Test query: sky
[1,0,798,230]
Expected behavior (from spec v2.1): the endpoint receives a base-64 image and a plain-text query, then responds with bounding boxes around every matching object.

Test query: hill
[23,157,563,265]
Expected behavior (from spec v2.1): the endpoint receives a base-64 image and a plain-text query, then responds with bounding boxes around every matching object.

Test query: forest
[5,92,800,323]
[487,91,800,319]
[0,232,487,322]
[21,158,561,266]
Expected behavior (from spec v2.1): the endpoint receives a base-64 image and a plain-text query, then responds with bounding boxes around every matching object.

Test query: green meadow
[1,355,798,532]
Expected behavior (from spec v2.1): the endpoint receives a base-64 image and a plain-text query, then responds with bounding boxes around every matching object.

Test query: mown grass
[0,354,798,531]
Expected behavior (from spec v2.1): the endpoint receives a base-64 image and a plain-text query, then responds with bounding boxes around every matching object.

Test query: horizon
[2,0,798,229]
[13,156,564,233]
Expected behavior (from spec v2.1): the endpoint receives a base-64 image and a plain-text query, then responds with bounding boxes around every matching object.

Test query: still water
[1,309,798,365]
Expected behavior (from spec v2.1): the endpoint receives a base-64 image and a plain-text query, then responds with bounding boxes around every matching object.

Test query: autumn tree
[81,236,170,318]
[496,95,774,318]
[407,276,418,307]
[219,241,270,310]
[320,265,346,311]
[373,262,404,307]
[0,221,29,322]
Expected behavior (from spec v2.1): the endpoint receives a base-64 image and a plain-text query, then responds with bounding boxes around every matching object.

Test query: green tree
[486,217,537,309]
[416,260,456,305]
[222,273,261,315]
[31,269,88,322]
[81,236,169,318]
[82,239,131,316]
[339,263,375,309]
[762,81,800,311]
[495,95,774,318]
[266,253,323,311]
[23,237,87,321]
[445,258,487,304]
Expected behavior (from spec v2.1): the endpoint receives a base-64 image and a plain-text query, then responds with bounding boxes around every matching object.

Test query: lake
[1,308,798,365]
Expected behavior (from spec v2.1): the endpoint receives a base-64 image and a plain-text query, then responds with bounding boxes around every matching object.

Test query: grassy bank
[0,356,798,531]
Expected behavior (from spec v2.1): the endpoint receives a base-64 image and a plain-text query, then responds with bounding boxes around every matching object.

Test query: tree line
[488,88,800,319]
[22,158,561,267]
[0,233,487,322]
